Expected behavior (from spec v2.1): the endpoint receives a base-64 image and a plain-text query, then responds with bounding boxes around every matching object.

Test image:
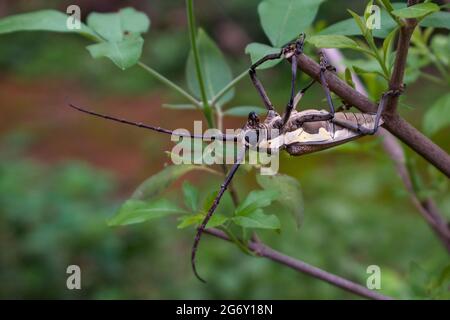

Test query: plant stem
[205,228,393,300]
[294,53,450,178]
[366,37,390,79]
[376,0,403,26]
[186,0,215,128]
[412,35,448,81]
[420,72,446,85]
[324,48,450,252]
[385,1,420,115]
[210,70,249,107]
[137,61,201,108]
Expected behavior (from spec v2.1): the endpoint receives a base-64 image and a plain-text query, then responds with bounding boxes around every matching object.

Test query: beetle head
[247,111,260,129]
[283,33,306,58]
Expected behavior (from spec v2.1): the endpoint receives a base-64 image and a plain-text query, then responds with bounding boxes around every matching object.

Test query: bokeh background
[0,0,448,299]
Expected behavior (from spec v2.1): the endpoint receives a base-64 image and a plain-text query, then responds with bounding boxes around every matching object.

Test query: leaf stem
[186,0,215,128]
[210,70,249,107]
[137,61,201,108]
[365,35,390,79]
[376,0,404,26]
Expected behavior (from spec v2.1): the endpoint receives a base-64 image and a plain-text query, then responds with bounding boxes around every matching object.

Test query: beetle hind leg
[332,89,403,135]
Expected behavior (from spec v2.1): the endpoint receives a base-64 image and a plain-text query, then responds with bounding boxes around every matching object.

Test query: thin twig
[323,48,450,252]
[186,0,214,128]
[205,228,393,300]
[210,70,248,107]
[385,0,420,115]
[294,53,450,178]
[137,61,201,108]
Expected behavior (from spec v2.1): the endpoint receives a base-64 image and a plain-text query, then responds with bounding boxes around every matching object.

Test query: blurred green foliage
[0,132,448,299]
[0,0,449,299]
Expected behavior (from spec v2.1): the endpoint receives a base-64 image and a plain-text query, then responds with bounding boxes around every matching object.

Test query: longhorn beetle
[68,33,403,282]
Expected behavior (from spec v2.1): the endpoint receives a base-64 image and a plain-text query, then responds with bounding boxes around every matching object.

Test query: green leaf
[430,34,449,66]
[346,58,387,79]
[408,262,431,298]
[382,27,398,65]
[177,213,228,229]
[86,34,144,70]
[257,174,304,227]
[236,190,279,217]
[108,199,185,226]
[344,68,356,89]
[364,0,375,22]
[258,0,325,47]
[232,209,280,230]
[392,2,439,19]
[183,181,199,212]
[118,7,151,34]
[348,9,368,35]
[423,93,450,136]
[245,43,282,70]
[308,35,359,49]
[352,65,387,79]
[162,104,197,110]
[131,165,209,201]
[379,0,395,13]
[186,29,234,107]
[87,7,150,42]
[320,4,404,39]
[202,190,218,212]
[85,7,150,69]
[421,11,450,30]
[0,9,97,39]
[224,106,267,117]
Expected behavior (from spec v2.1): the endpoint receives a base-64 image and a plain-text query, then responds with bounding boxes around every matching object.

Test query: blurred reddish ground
[0,76,245,195]
[0,76,170,191]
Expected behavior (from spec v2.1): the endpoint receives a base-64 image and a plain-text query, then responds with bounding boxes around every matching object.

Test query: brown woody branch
[323,48,450,252]
[295,53,450,178]
[385,13,417,114]
[205,228,392,300]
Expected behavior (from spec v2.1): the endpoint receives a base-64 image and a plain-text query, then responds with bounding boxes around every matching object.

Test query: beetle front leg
[282,35,306,127]
[249,51,283,111]
[191,149,245,282]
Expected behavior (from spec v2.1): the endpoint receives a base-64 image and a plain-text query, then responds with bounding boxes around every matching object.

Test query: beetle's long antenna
[67,103,237,142]
[191,148,245,282]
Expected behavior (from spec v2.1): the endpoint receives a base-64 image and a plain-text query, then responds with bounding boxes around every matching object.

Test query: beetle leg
[249,51,283,111]
[370,88,403,134]
[282,35,306,127]
[318,51,337,136]
[331,89,402,135]
[319,51,336,117]
[282,56,299,126]
[191,148,245,282]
